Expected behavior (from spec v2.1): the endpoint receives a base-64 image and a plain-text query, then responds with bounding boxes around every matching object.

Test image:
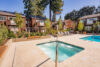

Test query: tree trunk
[18,27,21,33]
[52,11,56,22]
[49,0,52,21]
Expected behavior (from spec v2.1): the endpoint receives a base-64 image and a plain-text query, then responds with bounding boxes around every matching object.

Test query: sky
[0,0,100,20]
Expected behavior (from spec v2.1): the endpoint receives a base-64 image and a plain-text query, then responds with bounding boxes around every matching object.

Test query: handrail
[55,41,58,67]
[55,35,58,67]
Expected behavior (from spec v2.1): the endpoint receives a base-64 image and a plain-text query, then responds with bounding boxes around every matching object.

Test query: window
[92,18,98,21]
[85,26,92,31]
[0,16,6,21]
[40,20,44,23]
[40,22,44,26]
[81,19,85,23]
[36,20,40,22]
[87,18,93,24]
[8,17,16,20]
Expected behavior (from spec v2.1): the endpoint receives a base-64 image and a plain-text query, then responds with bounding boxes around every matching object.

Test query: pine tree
[23,0,33,18]
[51,0,63,22]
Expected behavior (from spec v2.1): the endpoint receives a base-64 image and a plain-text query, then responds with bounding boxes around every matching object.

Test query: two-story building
[63,19,74,30]
[79,13,100,31]
[26,16,46,33]
[52,19,74,31]
[0,10,26,33]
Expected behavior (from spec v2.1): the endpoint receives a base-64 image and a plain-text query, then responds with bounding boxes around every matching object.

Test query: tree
[23,0,33,18]
[23,0,63,21]
[51,0,63,22]
[14,13,24,33]
[23,0,48,17]
[95,6,100,14]
[79,6,95,17]
[58,16,62,31]
[65,10,78,21]
[37,0,63,21]
[72,22,76,31]
[32,0,40,16]
[78,21,84,32]
[65,6,96,21]
[32,0,46,17]
[45,19,51,34]
[93,21,100,33]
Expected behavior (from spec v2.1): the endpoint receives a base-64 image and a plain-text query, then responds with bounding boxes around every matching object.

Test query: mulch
[0,46,7,58]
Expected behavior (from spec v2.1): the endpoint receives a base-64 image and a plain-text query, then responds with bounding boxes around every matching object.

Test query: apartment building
[0,10,26,33]
[63,19,74,30]
[26,16,46,33]
[79,13,100,31]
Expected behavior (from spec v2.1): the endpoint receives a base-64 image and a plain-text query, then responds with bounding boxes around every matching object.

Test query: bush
[30,33,35,36]
[0,25,8,45]
[8,30,16,38]
[17,32,24,38]
[30,32,47,36]
[51,29,57,35]
[36,32,41,36]
[25,33,29,37]
[17,31,26,38]
[18,34,23,38]
[41,32,47,36]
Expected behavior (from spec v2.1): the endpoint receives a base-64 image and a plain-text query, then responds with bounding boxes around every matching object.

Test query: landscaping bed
[13,35,51,42]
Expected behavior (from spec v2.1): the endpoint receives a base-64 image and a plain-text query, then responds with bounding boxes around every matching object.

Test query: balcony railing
[40,23,44,26]
[10,20,16,25]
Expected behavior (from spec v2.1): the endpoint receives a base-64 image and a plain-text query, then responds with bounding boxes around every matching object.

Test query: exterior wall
[27,18,46,33]
[64,19,74,29]
[80,16,100,32]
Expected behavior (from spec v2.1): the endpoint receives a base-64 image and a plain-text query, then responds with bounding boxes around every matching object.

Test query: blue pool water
[81,36,100,42]
[37,41,84,62]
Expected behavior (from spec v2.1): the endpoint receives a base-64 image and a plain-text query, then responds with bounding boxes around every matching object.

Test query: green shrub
[8,30,16,38]
[30,33,35,36]
[17,31,27,38]
[51,29,57,35]
[41,32,47,36]
[18,34,23,38]
[25,33,28,37]
[37,32,41,36]
[0,25,8,45]
[17,33,23,38]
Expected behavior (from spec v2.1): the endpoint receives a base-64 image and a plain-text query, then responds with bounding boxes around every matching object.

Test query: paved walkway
[1,34,100,67]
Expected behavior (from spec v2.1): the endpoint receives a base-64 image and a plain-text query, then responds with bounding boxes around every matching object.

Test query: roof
[0,10,25,17]
[79,13,100,20]
[30,15,46,20]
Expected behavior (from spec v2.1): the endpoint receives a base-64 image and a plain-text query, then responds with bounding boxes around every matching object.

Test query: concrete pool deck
[0,34,100,67]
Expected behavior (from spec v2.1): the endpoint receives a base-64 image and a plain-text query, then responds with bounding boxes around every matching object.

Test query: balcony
[40,22,44,26]
[10,20,16,25]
